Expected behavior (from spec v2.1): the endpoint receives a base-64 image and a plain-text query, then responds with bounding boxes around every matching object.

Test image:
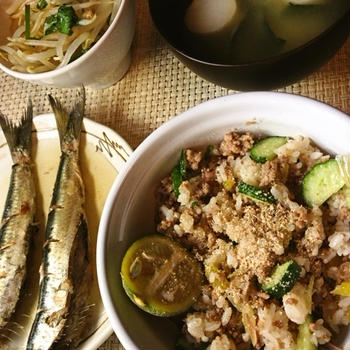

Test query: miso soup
[184,0,349,63]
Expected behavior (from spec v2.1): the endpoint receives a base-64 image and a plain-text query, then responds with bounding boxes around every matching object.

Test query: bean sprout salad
[0,0,120,73]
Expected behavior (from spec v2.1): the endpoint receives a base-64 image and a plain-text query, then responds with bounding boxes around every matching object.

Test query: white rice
[257,304,296,350]
[208,334,237,350]
[328,231,350,256]
[282,283,309,325]
[310,319,332,345]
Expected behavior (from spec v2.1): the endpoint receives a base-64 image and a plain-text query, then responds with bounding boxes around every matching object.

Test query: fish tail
[68,87,85,141]
[0,100,33,160]
[47,94,69,145]
[48,87,85,149]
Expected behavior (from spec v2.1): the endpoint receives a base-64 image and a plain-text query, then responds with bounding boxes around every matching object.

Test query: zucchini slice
[302,159,345,207]
[250,136,287,163]
[296,315,317,350]
[261,260,301,298]
[238,181,276,204]
[121,235,203,317]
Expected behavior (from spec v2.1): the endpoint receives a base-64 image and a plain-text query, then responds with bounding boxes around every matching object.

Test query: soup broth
[184,0,349,63]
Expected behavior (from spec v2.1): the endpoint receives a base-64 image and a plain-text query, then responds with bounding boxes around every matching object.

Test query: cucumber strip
[296,315,317,350]
[238,181,276,204]
[302,159,345,207]
[250,136,287,163]
[261,260,301,298]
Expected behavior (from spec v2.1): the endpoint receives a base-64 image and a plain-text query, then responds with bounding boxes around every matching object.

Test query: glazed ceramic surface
[97,92,350,349]
[148,0,350,90]
[0,0,135,89]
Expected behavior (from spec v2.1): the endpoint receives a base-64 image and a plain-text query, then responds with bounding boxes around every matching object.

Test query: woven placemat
[0,1,349,151]
[0,1,349,349]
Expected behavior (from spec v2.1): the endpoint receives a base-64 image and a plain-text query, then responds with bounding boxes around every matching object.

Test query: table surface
[0,1,349,349]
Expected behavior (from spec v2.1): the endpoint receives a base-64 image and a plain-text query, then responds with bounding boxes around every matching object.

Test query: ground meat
[186,149,203,170]
[291,206,309,231]
[259,159,288,187]
[157,219,173,233]
[298,208,325,257]
[155,176,176,205]
[209,200,299,282]
[219,132,254,157]
[259,160,279,187]
[310,259,323,278]
[202,167,216,183]
[338,261,350,282]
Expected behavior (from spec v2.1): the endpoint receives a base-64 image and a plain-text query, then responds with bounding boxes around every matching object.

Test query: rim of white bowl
[0,0,128,80]
[97,91,350,350]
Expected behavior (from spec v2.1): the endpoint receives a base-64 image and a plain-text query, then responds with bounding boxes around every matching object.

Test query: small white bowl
[97,92,350,350]
[0,0,135,89]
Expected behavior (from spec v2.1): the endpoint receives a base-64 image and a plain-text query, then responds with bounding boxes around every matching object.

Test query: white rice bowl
[97,92,350,350]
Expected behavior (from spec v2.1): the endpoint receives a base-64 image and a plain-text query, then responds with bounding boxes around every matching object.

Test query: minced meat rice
[155,131,350,350]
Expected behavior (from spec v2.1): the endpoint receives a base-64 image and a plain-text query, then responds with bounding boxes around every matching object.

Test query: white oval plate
[0,114,132,350]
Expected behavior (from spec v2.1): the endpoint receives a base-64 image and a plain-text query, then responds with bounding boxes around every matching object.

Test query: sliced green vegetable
[204,265,229,290]
[250,136,287,163]
[296,315,317,350]
[179,149,186,177]
[69,47,89,63]
[261,260,301,298]
[242,304,258,347]
[36,0,48,10]
[190,201,198,208]
[222,178,235,191]
[305,275,314,314]
[44,15,58,35]
[230,11,285,62]
[263,19,286,50]
[25,5,31,40]
[204,144,214,160]
[44,5,79,36]
[121,235,203,317]
[336,154,350,187]
[172,150,187,197]
[238,181,276,204]
[302,159,345,207]
[331,281,350,297]
[57,5,79,34]
[172,166,182,197]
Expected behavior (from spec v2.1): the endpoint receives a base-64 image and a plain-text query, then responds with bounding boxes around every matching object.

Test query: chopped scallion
[37,0,48,10]
[172,166,182,197]
[25,4,31,40]
[179,149,187,178]
[172,150,187,197]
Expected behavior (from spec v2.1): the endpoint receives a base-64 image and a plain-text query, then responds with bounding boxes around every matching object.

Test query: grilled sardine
[27,88,90,350]
[0,102,36,328]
